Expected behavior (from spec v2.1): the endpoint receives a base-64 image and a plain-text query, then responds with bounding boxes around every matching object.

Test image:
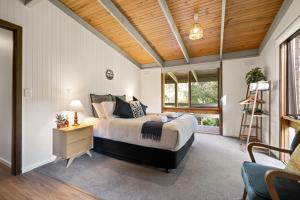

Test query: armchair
[241,134,300,200]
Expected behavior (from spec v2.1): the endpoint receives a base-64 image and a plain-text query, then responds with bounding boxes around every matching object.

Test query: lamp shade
[69,100,84,112]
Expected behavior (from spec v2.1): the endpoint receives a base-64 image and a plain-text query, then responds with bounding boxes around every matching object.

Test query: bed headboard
[90,94,126,117]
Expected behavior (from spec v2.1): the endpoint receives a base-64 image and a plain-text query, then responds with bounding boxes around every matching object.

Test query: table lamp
[69,100,84,126]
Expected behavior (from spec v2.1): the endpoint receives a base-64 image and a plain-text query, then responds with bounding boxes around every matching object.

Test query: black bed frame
[93,134,194,172]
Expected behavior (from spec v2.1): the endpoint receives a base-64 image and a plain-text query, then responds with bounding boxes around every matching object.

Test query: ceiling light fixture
[189,13,203,40]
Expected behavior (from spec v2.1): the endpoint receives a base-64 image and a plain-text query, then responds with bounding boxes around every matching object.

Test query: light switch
[24,88,32,98]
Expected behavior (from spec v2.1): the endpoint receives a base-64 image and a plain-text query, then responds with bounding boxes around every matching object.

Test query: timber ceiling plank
[166,0,222,58]
[60,0,155,64]
[223,0,284,53]
[113,0,184,62]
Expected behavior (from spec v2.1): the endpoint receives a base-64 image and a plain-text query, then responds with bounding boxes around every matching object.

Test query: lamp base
[72,111,80,126]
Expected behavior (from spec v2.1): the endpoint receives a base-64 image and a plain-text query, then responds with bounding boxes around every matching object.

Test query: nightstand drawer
[66,138,92,158]
[66,127,92,144]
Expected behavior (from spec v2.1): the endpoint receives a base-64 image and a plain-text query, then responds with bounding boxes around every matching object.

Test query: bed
[87,94,197,172]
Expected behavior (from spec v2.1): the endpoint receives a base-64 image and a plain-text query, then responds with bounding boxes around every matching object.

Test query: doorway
[0,27,13,178]
[0,19,22,175]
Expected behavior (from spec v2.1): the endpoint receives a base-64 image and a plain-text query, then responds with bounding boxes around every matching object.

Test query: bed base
[93,134,194,171]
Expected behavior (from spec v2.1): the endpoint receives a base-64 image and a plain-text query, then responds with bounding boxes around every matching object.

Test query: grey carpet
[36,134,284,200]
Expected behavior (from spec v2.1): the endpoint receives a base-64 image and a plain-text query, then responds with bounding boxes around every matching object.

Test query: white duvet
[84,114,197,151]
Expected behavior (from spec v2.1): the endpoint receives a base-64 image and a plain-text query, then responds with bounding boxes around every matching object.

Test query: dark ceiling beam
[158,0,190,63]
[141,48,259,69]
[48,0,141,69]
[220,0,226,60]
[98,0,164,67]
[24,0,43,7]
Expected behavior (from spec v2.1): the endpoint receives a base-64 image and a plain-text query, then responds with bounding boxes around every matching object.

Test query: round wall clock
[105,69,114,80]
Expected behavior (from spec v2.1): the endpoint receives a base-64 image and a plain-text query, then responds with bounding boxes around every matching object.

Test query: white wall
[222,57,260,137]
[259,0,300,148]
[0,27,13,167]
[140,68,162,113]
[0,0,141,172]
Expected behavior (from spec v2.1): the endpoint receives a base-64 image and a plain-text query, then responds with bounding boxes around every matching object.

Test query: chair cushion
[290,132,300,154]
[287,144,300,174]
[241,161,300,200]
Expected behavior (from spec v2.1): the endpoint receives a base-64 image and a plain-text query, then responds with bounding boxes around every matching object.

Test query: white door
[0,28,13,168]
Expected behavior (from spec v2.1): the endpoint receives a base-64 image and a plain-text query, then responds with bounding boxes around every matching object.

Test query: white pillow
[101,101,116,118]
[92,102,116,118]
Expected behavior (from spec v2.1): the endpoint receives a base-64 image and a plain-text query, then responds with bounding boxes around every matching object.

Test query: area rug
[36,134,283,200]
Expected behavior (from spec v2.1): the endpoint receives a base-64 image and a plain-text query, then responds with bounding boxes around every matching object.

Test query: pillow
[92,102,116,118]
[133,96,148,115]
[286,144,300,174]
[92,103,105,118]
[129,101,144,118]
[113,97,133,118]
[111,94,126,101]
[90,94,112,117]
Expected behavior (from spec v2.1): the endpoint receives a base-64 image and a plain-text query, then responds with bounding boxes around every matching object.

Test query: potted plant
[55,114,69,128]
[245,67,266,85]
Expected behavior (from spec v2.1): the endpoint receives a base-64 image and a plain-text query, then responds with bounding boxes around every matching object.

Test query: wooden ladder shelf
[239,81,272,148]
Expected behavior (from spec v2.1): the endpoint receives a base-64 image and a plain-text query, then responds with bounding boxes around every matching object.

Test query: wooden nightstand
[53,124,93,168]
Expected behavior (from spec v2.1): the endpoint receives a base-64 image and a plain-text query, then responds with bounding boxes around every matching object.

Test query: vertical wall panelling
[0,0,141,172]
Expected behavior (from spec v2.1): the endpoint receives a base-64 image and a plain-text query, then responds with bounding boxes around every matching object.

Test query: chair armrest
[265,169,300,200]
[247,142,292,163]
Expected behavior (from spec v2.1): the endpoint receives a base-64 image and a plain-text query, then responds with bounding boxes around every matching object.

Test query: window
[280,29,300,162]
[287,32,300,115]
[164,83,175,107]
[190,69,218,107]
[177,83,189,107]
[163,69,219,108]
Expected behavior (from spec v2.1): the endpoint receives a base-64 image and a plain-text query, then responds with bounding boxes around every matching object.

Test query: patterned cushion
[286,144,300,174]
[129,101,145,118]
[90,94,112,117]
[133,96,148,115]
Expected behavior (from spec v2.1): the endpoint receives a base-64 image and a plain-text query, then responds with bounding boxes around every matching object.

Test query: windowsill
[163,107,220,114]
[282,116,300,130]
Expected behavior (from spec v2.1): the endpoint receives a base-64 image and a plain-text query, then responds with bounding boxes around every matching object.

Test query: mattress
[84,114,197,151]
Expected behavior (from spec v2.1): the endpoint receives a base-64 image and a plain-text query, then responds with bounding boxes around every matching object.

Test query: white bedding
[84,114,197,151]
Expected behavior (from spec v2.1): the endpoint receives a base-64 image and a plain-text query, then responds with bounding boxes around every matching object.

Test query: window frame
[161,70,220,114]
[280,28,300,162]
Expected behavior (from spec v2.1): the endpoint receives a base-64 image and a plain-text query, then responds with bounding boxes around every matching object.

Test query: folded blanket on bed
[141,113,184,141]
[141,121,164,141]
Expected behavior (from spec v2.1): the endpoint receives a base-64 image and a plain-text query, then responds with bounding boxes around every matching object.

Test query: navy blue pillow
[133,96,148,115]
[113,97,133,118]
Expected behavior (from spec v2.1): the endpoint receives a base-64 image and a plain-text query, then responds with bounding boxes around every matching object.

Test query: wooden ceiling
[224,0,283,53]
[60,0,283,66]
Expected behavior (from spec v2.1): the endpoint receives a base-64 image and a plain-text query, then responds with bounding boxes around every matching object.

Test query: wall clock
[105,69,114,80]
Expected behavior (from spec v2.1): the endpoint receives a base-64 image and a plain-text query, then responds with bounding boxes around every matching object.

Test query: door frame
[0,19,22,175]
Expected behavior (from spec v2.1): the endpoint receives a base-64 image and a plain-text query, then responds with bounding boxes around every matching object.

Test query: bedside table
[53,124,93,168]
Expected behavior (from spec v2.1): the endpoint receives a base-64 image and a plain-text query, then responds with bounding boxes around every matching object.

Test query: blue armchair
[241,134,300,200]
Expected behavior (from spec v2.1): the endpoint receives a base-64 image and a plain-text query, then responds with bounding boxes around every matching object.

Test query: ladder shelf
[239,81,272,149]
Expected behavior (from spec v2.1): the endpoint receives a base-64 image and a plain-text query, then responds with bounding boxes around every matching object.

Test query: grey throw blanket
[141,113,183,141]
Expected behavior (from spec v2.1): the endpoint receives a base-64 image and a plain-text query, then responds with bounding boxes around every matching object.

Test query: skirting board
[22,156,56,174]
[0,157,11,168]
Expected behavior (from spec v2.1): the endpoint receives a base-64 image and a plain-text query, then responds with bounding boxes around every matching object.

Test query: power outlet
[23,88,32,98]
